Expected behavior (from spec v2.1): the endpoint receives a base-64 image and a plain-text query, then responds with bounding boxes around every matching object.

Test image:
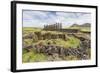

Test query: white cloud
[23,10,91,28]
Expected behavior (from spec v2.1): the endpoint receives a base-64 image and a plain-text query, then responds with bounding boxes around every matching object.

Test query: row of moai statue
[44,23,62,30]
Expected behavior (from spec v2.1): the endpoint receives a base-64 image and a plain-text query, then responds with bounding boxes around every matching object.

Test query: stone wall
[23,32,68,41]
[24,40,90,60]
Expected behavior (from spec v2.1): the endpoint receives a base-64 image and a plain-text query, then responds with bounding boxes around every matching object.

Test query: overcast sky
[23,10,91,28]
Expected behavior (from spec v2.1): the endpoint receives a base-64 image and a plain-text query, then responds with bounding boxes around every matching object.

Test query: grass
[23,27,42,31]
[22,27,90,62]
[22,36,80,63]
[32,36,80,48]
[23,27,80,48]
[23,39,33,46]
[22,49,47,63]
[23,27,42,34]
[64,55,79,60]
[66,36,80,48]
[23,27,64,35]
[65,27,91,32]
[80,27,91,32]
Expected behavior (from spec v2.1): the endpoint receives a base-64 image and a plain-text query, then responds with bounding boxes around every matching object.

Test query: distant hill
[69,23,91,32]
[80,23,91,27]
[70,23,79,27]
[71,23,91,27]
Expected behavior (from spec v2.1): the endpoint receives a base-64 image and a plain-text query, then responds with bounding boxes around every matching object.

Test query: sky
[23,10,91,28]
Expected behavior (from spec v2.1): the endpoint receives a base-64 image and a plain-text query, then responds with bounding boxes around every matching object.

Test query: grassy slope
[65,26,91,32]
[22,49,47,63]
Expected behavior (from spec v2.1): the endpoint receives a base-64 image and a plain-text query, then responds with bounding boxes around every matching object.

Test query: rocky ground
[22,28,91,62]
[23,38,90,61]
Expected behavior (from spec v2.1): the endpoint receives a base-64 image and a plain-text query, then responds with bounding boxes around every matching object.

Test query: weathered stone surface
[23,32,90,60]
[23,32,68,41]
[31,42,90,60]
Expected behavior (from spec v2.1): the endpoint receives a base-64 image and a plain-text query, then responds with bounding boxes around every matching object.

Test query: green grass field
[22,49,47,63]
[65,26,91,32]
[22,27,90,63]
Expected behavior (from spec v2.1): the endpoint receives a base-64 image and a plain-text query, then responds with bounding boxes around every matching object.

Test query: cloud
[23,10,91,28]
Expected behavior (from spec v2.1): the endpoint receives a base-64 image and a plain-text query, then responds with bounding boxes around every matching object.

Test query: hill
[71,23,91,27]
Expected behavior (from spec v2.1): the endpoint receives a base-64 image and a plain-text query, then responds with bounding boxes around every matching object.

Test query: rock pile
[23,32,91,61]
[23,39,90,61]
[23,32,68,41]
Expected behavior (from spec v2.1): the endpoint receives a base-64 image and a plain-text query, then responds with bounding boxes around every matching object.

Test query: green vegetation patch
[65,27,91,32]
[33,36,80,48]
[22,49,47,63]
[64,55,79,60]
[66,36,80,48]
[23,27,42,34]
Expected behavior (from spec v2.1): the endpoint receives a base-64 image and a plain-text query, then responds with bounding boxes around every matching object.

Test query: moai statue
[50,24,52,30]
[60,23,62,29]
[45,25,46,30]
[55,23,57,30]
[48,25,50,30]
[57,23,59,30]
[52,24,54,30]
[46,25,47,30]
[54,24,56,30]
[44,25,46,30]
[57,23,60,30]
